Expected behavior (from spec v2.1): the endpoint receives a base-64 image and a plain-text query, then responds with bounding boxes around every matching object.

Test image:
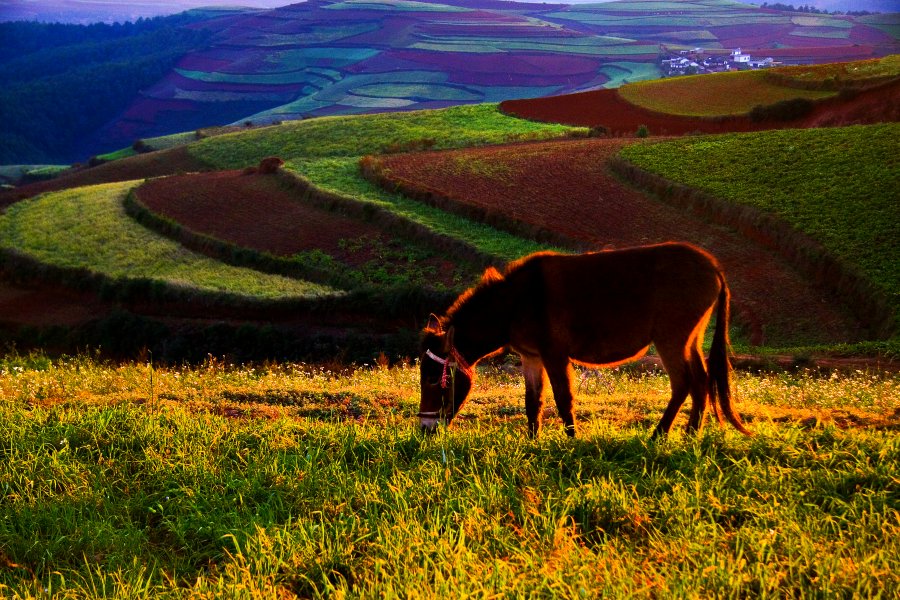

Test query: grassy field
[0,182,339,302]
[189,103,580,167]
[0,353,897,597]
[617,123,900,331]
[617,70,835,117]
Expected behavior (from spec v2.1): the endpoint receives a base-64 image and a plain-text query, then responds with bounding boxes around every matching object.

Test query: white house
[731,48,751,64]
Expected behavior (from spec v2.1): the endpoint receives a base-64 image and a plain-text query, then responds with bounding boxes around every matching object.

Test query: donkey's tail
[708,274,751,436]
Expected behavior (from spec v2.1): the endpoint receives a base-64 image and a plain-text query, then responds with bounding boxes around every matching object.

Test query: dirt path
[374,137,866,347]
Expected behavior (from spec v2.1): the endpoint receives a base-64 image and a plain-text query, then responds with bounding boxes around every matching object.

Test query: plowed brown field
[134,169,467,288]
[371,137,866,347]
[136,170,382,262]
[499,79,899,134]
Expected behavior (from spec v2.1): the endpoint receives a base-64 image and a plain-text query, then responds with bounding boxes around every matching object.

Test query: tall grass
[0,181,340,301]
[1,354,898,597]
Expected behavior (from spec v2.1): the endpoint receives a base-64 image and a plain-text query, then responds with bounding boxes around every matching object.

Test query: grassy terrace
[618,123,900,333]
[0,356,897,597]
[0,182,339,301]
[189,103,580,166]
[189,103,581,262]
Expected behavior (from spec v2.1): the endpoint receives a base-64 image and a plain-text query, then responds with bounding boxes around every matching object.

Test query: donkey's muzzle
[417,411,443,434]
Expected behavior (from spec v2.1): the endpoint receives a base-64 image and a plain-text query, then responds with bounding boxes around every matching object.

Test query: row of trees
[758,2,877,15]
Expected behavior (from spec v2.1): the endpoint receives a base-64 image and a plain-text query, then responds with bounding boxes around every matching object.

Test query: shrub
[636,124,649,138]
[749,97,815,122]
[257,156,284,175]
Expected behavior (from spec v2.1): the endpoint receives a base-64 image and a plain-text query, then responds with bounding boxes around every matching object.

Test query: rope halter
[425,347,472,389]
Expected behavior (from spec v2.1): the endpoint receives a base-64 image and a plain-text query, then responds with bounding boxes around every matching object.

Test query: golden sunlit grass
[1,352,898,597]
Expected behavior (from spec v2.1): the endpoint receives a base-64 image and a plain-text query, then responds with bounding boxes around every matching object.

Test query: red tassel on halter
[426,348,472,389]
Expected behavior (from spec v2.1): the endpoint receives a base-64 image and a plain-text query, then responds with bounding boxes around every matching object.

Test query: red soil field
[136,170,387,263]
[371,138,867,346]
[0,280,111,328]
[499,77,899,135]
[501,88,762,136]
[133,169,465,287]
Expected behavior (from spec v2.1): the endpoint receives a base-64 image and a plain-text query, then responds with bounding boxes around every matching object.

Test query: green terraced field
[190,103,580,165]
[618,124,900,325]
[0,182,340,301]
[292,157,551,262]
[187,103,578,262]
[600,62,663,88]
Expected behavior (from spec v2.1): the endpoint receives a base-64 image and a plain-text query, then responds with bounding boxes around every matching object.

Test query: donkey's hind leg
[545,358,577,437]
[651,344,691,439]
[521,355,546,438]
[686,342,710,433]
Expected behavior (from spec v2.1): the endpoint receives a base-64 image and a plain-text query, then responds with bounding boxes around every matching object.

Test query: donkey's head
[418,315,473,433]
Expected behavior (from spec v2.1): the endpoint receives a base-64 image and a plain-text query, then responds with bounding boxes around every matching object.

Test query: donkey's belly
[571,343,651,368]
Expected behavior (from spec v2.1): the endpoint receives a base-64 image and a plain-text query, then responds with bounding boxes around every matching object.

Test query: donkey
[418,242,750,438]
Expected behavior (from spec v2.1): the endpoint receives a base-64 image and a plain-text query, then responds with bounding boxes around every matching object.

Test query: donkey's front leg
[546,359,577,437]
[521,356,546,438]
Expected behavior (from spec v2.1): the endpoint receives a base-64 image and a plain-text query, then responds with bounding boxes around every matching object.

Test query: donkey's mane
[445,267,504,321]
[445,251,562,322]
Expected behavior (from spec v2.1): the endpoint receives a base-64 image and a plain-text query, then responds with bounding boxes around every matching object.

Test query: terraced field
[364,137,867,347]
[98,0,898,150]
[0,182,340,302]
[132,169,481,290]
[617,70,835,117]
[503,54,900,131]
[0,57,896,361]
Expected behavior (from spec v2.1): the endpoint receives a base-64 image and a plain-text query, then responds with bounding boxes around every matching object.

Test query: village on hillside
[660,47,777,76]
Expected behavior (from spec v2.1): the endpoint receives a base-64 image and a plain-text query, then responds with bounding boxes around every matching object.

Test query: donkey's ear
[426,313,443,332]
[443,326,455,353]
[481,266,503,284]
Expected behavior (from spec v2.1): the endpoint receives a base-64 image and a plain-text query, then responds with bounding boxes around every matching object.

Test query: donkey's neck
[448,279,510,364]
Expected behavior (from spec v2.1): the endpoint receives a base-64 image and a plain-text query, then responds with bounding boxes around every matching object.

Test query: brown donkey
[418,242,750,438]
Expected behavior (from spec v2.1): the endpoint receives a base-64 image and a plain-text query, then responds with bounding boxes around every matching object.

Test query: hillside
[2,0,897,163]
[0,54,897,362]
[0,15,221,164]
